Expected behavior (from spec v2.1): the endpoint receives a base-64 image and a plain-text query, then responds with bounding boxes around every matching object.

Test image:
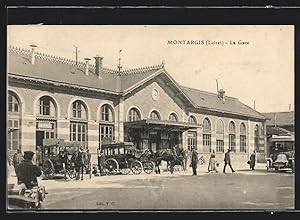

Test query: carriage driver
[15,151,42,190]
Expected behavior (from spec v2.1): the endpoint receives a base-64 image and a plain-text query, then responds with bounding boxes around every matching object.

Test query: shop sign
[37,122,53,129]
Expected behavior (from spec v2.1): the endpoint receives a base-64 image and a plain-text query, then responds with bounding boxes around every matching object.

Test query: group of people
[10,146,257,188]
[190,147,257,175]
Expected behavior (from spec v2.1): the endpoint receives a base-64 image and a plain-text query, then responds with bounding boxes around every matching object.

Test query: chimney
[29,44,38,65]
[94,55,103,78]
[218,89,226,102]
[84,58,91,75]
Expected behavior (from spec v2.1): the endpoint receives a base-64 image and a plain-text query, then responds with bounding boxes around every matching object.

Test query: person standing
[99,149,106,176]
[208,150,218,173]
[191,147,198,176]
[15,151,42,190]
[223,149,235,173]
[249,150,256,170]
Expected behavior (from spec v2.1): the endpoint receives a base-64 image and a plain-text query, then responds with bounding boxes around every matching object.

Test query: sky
[7,25,294,113]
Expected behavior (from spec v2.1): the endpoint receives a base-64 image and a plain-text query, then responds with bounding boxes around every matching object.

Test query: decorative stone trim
[8,45,164,76]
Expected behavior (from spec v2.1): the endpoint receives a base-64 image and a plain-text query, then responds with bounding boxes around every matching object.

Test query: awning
[271,136,294,142]
[124,119,202,131]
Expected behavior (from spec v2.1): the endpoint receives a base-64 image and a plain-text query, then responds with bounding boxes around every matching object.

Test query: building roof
[8,46,164,94]
[8,46,266,120]
[267,126,293,136]
[262,111,294,126]
[181,86,266,119]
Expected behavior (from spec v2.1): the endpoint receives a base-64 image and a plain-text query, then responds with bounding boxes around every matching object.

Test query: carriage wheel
[68,168,77,179]
[120,168,131,175]
[43,159,55,178]
[143,161,154,174]
[104,158,119,175]
[131,160,143,175]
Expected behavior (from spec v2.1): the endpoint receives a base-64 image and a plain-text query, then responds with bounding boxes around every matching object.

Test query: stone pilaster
[20,114,36,152]
[88,121,99,165]
[118,97,124,142]
[196,127,202,151]
[57,118,69,140]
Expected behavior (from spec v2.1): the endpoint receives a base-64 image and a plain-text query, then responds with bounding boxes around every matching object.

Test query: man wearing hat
[191,147,198,176]
[223,148,235,173]
[15,151,42,189]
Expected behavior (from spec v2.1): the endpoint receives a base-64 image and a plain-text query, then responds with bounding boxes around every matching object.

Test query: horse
[152,148,185,174]
[71,148,91,180]
[152,148,188,174]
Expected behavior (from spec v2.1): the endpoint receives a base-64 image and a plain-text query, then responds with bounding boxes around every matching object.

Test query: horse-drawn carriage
[101,142,155,175]
[41,139,91,179]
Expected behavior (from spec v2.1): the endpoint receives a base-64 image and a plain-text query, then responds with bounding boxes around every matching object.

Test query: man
[13,149,23,173]
[223,149,235,173]
[15,151,42,189]
[98,149,106,176]
[191,147,198,175]
[249,150,256,170]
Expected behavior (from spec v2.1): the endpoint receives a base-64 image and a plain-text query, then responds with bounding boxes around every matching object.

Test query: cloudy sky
[7,25,294,113]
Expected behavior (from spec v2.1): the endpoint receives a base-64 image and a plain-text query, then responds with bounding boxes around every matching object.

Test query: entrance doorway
[149,131,160,152]
[36,121,56,166]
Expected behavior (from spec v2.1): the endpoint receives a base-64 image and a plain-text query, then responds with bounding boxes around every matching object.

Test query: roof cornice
[8,73,121,96]
[190,105,266,121]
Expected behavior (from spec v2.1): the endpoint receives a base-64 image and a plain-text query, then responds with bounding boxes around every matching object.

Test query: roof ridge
[180,85,238,100]
[9,45,89,68]
[118,64,164,76]
[8,45,164,76]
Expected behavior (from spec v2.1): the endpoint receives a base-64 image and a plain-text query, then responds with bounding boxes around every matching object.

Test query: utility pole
[216,79,219,94]
[253,100,256,110]
[117,49,122,72]
[74,45,79,65]
[289,104,291,111]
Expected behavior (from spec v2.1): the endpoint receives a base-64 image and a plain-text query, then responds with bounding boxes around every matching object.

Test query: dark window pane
[8,103,13,112]
[14,120,18,128]
[12,131,18,139]
[8,120,12,128]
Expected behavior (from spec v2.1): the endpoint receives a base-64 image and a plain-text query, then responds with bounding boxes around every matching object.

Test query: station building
[7,45,267,166]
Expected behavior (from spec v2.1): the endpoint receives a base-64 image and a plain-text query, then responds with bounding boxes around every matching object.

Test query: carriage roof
[42,138,85,154]
[101,142,135,150]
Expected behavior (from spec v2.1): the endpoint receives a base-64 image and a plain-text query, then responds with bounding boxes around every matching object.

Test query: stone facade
[7,47,267,169]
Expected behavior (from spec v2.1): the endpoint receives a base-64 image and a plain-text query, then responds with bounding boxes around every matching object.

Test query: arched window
[216,119,224,153]
[101,104,114,122]
[168,113,178,122]
[70,100,88,148]
[202,118,211,152]
[240,123,247,152]
[38,96,56,116]
[8,92,21,151]
[72,100,87,119]
[8,92,20,113]
[188,115,197,124]
[229,121,236,152]
[150,110,161,120]
[128,108,141,122]
[254,124,260,152]
[100,104,115,147]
